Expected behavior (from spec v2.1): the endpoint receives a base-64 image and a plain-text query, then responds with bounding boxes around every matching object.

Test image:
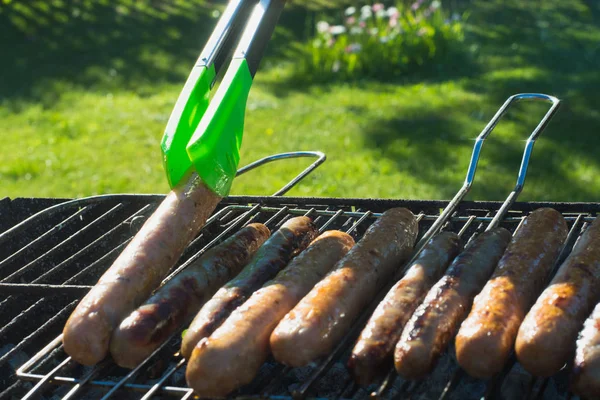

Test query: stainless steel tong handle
[486,93,561,230]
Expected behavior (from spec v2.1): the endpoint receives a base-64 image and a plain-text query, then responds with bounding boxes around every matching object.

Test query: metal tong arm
[161,0,251,188]
[162,0,286,194]
[413,93,559,251]
[486,93,560,230]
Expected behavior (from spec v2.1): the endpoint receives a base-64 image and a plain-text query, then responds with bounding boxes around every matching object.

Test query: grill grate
[0,195,596,399]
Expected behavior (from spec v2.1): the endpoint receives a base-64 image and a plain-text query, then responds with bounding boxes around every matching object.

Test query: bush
[295,1,468,82]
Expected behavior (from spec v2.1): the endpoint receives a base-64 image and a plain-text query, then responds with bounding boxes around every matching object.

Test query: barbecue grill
[0,92,593,400]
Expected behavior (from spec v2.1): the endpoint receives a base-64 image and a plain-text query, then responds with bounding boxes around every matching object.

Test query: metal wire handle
[414,93,559,253]
[236,151,326,196]
[486,93,560,230]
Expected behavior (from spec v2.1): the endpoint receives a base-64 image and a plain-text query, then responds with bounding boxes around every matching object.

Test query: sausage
[394,228,511,379]
[348,232,461,384]
[109,224,270,368]
[455,208,568,379]
[63,173,221,365]
[270,208,418,367]
[185,231,355,397]
[516,218,600,377]
[180,216,318,359]
[571,302,600,399]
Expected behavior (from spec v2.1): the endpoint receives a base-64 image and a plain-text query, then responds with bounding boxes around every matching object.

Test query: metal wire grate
[0,195,596,399]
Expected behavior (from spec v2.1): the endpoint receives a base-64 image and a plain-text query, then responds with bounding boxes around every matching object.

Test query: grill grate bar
[61,359,112,400]
[21,355,71,400]
[33,205,147,283]
[98,331,183,400]
[0,204,156,362]
[36,203,154,285]
[1,203,124,283]
[0,283,91,296]
[0,206,91,272]
[139,358,186,400]
[64,240,129,285]
[438,367,464,400]
[0,298,45,338]
[0,301,76,369]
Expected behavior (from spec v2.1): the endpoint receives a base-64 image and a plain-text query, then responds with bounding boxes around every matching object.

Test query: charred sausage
[185,231,355,397]
[571,302,600,399]
[349,231,461,384]
[270,208,418,367]
[455,208,567,379]
[109,223,270,368]
[516,217,600,377]
[394,228,511,379]
[180,216,318,359]
[63,174,221,366]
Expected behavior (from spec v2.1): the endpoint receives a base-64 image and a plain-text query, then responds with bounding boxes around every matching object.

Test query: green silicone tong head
[161,0,286,196]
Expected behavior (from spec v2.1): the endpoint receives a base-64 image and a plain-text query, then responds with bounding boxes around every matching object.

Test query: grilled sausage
[516,218,600,377]
[180,216,318,359]
[109,224,270,368]
[571,302,600,399]
[394,228,511,379]
[455,208,568,379]
[348,232,461,384]
[270,208,418,367]
[63,174,221,366]
[186,231,355,397]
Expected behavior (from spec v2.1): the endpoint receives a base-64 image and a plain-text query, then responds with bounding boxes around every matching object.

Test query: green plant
[296,1,467,82]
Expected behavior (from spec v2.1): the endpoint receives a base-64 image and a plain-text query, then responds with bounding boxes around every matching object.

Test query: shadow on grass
[353,0,600,202]
[0,1,219,103]
[0,0,317,106]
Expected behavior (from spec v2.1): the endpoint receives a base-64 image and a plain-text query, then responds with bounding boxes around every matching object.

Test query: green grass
[2,0,600,202]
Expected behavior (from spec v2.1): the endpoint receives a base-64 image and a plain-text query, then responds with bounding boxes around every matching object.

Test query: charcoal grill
[0,94,592,400]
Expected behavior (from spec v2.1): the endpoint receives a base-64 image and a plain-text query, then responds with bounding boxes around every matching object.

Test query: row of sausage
[60,188,600,399]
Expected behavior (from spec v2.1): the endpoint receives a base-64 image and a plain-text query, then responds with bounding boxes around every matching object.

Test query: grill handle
[415,93,560,252]
[235,151,326,196]
[486,93,560,230]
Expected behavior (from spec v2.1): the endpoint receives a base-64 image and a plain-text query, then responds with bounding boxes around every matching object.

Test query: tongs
[161,0,286,196]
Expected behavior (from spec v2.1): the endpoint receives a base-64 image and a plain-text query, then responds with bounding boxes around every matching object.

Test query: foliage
[2,0,600,203]
[295,1,467,82]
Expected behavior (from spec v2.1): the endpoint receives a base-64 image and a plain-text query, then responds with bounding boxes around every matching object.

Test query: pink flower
[372,3,384,12]
[389,16,398,28]
[411,0,424,11]
[346,16,356,25]
[359,21,366,28]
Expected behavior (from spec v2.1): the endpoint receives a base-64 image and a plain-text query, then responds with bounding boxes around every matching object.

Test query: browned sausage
[63,174,221,366]
[348,231,461,384]
[394,228,511,379]
[185,231,355,397]
[180,216,318,359]
[571,302,600,399]
[455,208,568,379]
[109,223,270,368]
[270,208,418,367]
[516,218,600,377]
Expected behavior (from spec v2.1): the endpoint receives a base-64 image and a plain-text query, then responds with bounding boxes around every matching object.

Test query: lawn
[1,0,600,202]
